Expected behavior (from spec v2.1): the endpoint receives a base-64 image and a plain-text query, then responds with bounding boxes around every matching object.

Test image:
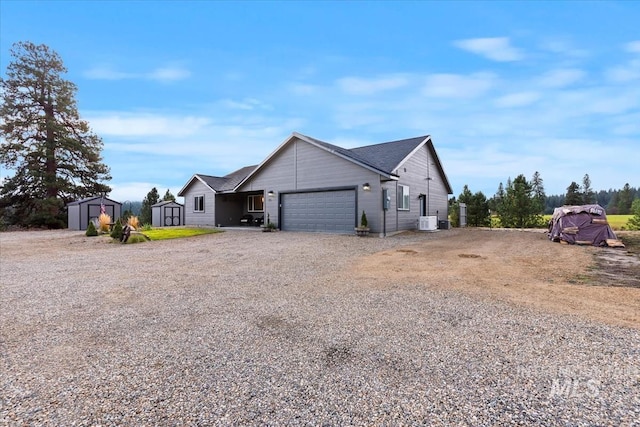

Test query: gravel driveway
[1,229,639,426]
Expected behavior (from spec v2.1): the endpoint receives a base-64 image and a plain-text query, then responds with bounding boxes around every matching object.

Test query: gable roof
[178,165,257,196]
[235,132,452,194]
[151,200,183,208]
[67,196,122,206]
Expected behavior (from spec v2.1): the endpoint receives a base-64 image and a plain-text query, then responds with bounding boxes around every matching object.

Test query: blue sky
[1,1,639,202]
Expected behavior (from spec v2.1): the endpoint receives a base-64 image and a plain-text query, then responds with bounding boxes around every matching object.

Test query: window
[398,185,410,211]
[194,195,204,212]
[248,194,264,212]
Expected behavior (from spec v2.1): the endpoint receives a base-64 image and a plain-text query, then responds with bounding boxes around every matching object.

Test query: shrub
[85,221,98,236]
[360,210,368,228]
[141,223,152,231]
[110,218,123,240]
[126,233,149,244]
[128,215,140,230]
[98,213,112,233]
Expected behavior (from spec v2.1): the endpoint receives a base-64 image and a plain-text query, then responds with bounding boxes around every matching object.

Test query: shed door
[164,206,181,226]
[281,189,356,233]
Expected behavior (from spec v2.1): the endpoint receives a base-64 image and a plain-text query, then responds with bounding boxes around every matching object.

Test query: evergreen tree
[469,191,491,227]
[456,186,489,227]
[531,171,546,214]
[618,183,633,214]
[497,174,541,228]
[163,189,176,201]
[0,42,111,228]
[140,187,160,225]
[627,199,640,230]
[565,182,583,205]
[582,174,595,204]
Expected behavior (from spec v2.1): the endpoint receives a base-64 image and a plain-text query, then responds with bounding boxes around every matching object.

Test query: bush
[98,213,111,233]
[110,218,123,240]
[360,210,368,228]
[85,221,98,236]
[128,215,140,229]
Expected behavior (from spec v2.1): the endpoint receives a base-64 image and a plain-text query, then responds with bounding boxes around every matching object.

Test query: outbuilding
[151,200,184,227]
[67,196,122,230]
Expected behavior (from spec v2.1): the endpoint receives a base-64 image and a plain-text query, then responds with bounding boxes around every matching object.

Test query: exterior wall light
[363,183,371,191]
[267,190,275,199]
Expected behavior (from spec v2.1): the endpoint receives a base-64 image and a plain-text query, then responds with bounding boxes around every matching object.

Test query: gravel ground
[1,229,639,426]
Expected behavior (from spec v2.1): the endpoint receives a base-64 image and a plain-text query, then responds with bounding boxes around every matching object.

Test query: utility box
[438,220,450,230]
[418,215,438,231]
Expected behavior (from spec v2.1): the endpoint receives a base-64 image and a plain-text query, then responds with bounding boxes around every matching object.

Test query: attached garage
[280,188,356,233]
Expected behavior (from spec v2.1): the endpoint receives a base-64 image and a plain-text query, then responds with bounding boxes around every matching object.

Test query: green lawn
[141,227,222,241]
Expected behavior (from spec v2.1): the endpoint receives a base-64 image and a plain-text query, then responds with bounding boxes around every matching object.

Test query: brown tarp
[548,204,618,246]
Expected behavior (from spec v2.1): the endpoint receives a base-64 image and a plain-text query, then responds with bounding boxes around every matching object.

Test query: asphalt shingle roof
[194,165,258,193]
[301,133,428,175]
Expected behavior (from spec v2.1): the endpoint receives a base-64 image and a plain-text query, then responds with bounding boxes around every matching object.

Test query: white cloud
[289,83,320,96]
[84,65,191,82]
[605,59,640,83]
[87,113,212,138]
[147,66,191,82]
[108,182,183,204]
[624,41,640,53]
[337,75,409,95]
[453,37,523,62]
[220,98,272,110]
[537,68,585,88]
[537,39,590,59]
[494,91,541,108]
[422,73,496,98]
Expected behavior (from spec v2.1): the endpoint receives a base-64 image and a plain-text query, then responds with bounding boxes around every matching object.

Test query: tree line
[450,171,639,229]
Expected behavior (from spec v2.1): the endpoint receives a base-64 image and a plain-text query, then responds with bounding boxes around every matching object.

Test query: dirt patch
[347,228,640,329]
[588,231,640,288]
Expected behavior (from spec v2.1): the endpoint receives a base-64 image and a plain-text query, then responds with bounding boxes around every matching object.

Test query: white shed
[67,196,122,230]
[152,200,183,227]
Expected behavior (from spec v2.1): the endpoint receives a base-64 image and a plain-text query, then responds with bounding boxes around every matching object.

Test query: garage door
[281,189,356,233]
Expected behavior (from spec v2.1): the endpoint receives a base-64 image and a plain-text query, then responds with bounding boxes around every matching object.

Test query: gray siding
[152,202,183,227]
[239,138,381,232]
[182,181,216,226]
[384,144,450,232]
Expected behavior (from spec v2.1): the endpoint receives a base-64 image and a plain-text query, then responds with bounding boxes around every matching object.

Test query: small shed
[67,196,122,230]
[152,200,183,227]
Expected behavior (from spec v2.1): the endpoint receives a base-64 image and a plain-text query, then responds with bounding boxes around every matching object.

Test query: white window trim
[194,195,204,212]
[398,185,410,211]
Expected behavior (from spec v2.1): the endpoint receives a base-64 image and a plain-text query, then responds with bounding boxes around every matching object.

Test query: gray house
[178,132,453,235]
[67,196,122,230]
[151,200,184,227]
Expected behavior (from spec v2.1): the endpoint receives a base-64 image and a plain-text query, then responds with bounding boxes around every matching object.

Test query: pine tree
[0,42,111,228]
[627,199,640,230]
[163,189,176,201]
[140,187,160,225]
[531,171,546,214]
[618,183,633,214]
[582,174,595,204]
[565,182,582,205]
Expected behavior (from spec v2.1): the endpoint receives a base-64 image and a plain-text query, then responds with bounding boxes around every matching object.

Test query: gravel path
[1,229,639,426]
